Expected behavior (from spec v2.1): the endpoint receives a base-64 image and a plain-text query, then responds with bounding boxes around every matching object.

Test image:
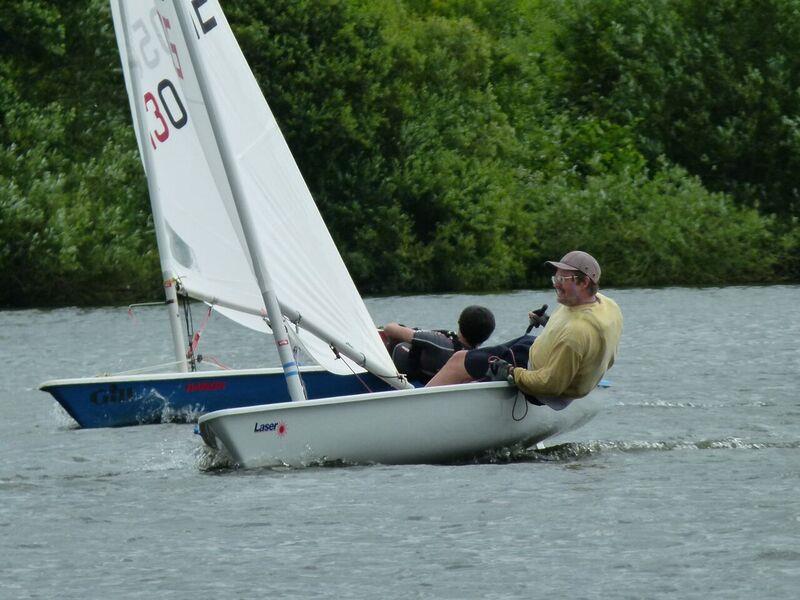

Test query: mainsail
[111,0,403,384]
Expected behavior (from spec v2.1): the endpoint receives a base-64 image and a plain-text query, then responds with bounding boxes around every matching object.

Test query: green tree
[0,0,157,306]
[551,0,800,217]
[1,0,796,307]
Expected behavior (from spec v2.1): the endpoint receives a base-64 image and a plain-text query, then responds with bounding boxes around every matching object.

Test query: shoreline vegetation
[2,0,799,308]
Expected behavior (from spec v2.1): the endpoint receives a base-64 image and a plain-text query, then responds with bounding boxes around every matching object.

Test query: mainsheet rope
[331,345,376,394]
[487,353,529,421]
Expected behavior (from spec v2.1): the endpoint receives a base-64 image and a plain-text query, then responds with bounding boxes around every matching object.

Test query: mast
[163,278,190,372]
[117,0,189,373]
[170,0,305,401]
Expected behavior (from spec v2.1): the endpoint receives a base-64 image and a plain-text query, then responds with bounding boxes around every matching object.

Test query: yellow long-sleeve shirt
[511,293,622,400]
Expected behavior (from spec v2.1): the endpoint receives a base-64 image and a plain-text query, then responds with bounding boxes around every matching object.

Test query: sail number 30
[143,1,217,149]
[144,79,187,149]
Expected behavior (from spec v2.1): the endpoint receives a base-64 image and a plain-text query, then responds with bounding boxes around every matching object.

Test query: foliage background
[1,0,798,307]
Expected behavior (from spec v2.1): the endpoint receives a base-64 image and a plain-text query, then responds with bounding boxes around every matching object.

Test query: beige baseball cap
[545,250,601,283]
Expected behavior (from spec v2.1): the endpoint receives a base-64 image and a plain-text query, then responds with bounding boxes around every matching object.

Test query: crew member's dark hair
[458,305,495,348]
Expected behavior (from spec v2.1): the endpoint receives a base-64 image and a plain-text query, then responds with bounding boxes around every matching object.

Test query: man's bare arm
[383,322,415,343]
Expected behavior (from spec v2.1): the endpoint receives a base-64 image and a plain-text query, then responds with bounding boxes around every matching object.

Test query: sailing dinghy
[38,0,403,427]
[199,384,603,467]
[123,0,606,467]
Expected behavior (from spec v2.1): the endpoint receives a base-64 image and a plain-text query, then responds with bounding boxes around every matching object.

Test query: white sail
[110,2,261,315]
[111,0,401,382]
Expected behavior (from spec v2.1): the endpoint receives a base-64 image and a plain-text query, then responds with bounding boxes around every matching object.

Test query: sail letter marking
[191,0,218,34]
[158,12,184,79]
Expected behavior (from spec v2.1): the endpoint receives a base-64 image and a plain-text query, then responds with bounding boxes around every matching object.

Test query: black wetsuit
[463,334,536,379]
[391,330,464,384]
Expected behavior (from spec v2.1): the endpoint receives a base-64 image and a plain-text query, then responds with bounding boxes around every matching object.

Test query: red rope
[187,305,214,359]
[201,355,232,370]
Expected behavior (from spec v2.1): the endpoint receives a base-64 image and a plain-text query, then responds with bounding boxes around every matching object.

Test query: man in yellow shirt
[427,250,622,408]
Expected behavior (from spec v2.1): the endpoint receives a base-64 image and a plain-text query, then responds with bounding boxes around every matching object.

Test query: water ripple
[528,437,800,461]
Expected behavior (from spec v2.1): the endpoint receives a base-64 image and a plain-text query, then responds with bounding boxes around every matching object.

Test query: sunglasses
[551,274,582,285]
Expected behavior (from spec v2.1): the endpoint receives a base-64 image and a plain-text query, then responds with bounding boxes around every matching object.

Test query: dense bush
[1,0,798,307]
[0,0,159,306]
[550,0,800,218]
[529,164,777,286]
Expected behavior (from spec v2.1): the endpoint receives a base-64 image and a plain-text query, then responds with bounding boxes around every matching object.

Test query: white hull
[198,382,604,467]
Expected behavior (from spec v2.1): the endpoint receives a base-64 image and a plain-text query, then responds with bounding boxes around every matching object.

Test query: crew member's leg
[427,335,535,387]
[426,350,472,386]
[427,343,505,387]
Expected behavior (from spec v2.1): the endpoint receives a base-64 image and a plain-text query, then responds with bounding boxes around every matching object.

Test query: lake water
[1,286,798,599]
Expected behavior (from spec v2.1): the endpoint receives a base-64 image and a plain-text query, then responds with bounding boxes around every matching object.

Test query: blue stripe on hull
[42,370,398,428]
